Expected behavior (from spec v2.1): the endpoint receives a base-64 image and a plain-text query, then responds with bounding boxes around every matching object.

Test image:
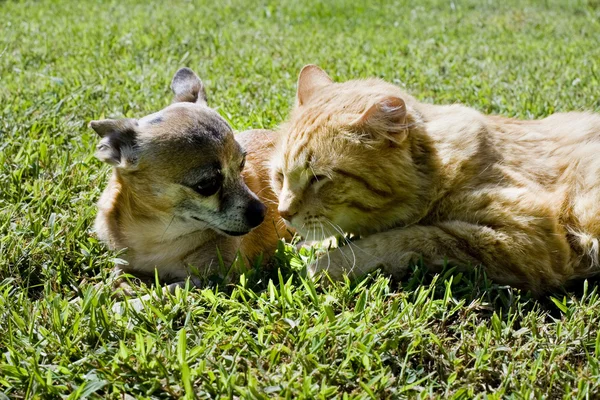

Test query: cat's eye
[193,174,222,197]
[310,174,328,186]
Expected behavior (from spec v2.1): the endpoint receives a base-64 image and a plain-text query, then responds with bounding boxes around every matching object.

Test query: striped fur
[270,65,600,294]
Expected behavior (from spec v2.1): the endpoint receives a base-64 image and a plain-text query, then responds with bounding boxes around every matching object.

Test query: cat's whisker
[309,227,323,271]
[299,222,306,234]
[252,186,272,197]
[326,220,376,259]
[257,196,275,203]
[320,221,354,272]
[258,130,278,149]
[319,221,332,273]
[326,220,388,278]
[324,220,357,272]
[309,165,319,181]
[160,215,176,242]
[293,223,307,244]
[256,196,279,206]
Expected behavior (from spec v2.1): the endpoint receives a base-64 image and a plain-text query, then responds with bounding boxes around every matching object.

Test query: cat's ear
[90,118,140,169]
[350,96,408,143]
[171,67,208,105]
[297,64,333,106]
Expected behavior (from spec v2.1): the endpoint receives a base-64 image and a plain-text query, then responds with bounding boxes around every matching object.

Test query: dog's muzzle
[245,199,267,229]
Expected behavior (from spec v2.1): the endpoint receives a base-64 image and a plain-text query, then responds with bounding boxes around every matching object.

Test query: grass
[2,0,600,398]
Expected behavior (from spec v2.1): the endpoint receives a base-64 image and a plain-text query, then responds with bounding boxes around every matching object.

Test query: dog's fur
[91,68,288,291]
[271,64,600,295]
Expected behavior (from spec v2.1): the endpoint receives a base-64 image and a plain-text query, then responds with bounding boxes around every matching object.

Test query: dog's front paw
[111,294,151,314]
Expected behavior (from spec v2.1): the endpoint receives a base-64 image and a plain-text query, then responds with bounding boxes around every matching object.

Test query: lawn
[2,0,600,398]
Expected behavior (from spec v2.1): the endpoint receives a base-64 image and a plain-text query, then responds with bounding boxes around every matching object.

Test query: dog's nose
[245,200,266,228]
[278,208,296,221]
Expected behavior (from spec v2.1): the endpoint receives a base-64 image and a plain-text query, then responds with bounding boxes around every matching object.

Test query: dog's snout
[245,200,266,228]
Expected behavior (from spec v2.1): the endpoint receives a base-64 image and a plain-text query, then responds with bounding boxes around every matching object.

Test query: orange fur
[271,65,600,294]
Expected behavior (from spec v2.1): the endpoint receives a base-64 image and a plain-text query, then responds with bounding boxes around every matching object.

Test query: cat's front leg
[307,224,481,282]
[307,232,424,281]
[308,222,571,294]
[307,242,421,282]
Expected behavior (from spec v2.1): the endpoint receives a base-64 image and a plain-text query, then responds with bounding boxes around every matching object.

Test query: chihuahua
[90,68,289,294]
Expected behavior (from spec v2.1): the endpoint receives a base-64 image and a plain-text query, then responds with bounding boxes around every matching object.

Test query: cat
[270,64,600,294]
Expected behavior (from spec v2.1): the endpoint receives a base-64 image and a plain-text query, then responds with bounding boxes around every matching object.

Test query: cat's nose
[278,208,296,221]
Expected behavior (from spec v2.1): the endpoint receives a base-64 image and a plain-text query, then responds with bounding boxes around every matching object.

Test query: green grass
[2,0,600,398]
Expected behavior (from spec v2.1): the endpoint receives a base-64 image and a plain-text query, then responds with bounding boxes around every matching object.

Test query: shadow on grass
[248,243,600,323]
[11,237,600,326]
[269,239,600,322]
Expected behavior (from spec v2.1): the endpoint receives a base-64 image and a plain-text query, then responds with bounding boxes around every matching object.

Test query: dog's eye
[240,157,246,170]
[194,176,222,197]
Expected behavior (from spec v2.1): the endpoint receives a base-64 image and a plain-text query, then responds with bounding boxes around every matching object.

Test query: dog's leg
[69,266,131,305]
[111,279,202,314]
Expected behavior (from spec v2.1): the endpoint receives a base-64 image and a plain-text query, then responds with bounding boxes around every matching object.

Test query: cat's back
[486,111,600,155]
[540,111,600,140]
[424,104,600,272]
[422,104,600,187]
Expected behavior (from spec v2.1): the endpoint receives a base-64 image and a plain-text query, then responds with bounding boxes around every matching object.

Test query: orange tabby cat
[270,64,600,294]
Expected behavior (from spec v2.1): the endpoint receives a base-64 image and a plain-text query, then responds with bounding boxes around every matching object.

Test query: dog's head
[90,68,266,237]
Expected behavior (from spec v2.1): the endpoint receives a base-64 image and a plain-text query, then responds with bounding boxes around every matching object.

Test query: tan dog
[271,64,600,295]
[91,68,288,293]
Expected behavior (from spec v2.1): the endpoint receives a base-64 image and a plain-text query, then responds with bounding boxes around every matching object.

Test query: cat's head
[270,65,428,241]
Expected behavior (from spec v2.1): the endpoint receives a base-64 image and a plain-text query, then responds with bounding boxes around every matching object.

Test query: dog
[90,67,289,297]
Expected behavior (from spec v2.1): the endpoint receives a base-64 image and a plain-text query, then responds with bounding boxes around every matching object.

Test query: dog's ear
[89,118,139,169]
[171,67,207,105]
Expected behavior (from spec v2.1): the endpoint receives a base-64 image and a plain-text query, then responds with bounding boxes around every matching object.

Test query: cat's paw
[307,250,349,282]
[307,243,417,284]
